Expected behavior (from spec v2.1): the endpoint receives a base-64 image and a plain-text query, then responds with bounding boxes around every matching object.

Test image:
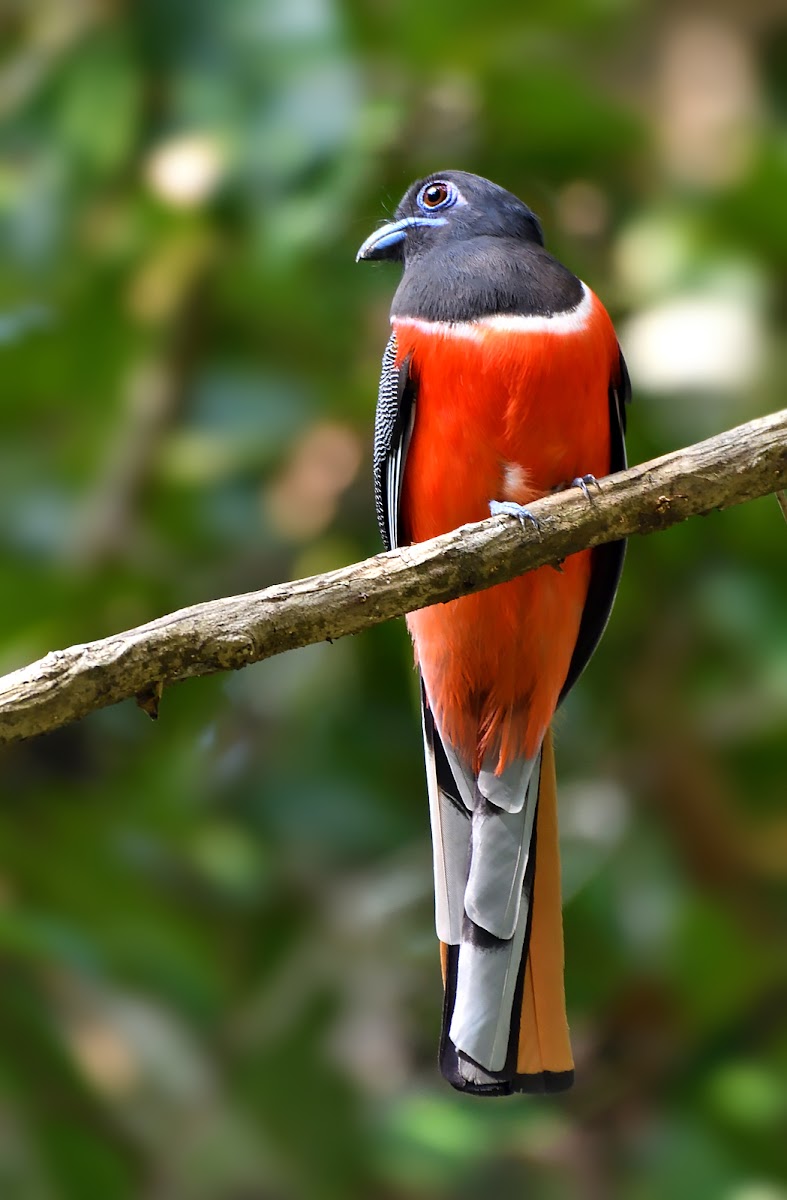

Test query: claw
[570,473,599,502]
[489,499,540,532]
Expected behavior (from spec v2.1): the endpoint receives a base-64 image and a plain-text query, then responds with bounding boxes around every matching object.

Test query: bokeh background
[1,1,785,1197]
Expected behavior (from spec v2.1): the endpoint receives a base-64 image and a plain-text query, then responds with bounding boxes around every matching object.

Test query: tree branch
[1,409,784,745]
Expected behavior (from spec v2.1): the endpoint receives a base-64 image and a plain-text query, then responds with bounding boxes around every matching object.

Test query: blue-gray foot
[489,500,540,532]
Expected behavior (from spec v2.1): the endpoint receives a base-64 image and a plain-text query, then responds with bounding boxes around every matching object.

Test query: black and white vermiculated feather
[373,333,415,553]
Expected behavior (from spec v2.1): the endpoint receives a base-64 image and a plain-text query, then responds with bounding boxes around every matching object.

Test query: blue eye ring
[417,179,459,213]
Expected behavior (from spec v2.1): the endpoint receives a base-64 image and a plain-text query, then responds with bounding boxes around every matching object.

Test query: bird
[357,170,629,1096]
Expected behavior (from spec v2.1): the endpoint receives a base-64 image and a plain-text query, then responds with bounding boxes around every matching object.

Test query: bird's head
[356,170,544,264]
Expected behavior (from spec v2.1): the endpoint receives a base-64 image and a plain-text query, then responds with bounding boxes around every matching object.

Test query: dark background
[0,1,785,1197]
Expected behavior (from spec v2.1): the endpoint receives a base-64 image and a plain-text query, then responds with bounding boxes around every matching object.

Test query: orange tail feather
[517,727,574,1081]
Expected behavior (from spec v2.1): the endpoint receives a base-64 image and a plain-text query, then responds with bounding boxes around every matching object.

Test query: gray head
[357,170,544,264]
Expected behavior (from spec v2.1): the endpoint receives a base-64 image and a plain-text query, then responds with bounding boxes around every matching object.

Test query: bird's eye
[417,180,459,212]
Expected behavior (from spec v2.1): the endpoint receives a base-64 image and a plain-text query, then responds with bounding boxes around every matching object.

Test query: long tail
[511,729,574,1088]
[423,701,573,1096]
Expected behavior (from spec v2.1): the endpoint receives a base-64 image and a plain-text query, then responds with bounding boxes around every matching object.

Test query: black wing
[373,332,417,551]
[559,348,631,702]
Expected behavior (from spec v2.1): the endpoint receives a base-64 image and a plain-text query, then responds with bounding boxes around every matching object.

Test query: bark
[0,408,784,745]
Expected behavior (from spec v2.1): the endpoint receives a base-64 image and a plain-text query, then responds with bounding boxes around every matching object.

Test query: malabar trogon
[357,171,630,1096]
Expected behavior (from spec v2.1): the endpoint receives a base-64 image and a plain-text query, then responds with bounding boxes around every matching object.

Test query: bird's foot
[489,500,540,532]
[569,473,600,502]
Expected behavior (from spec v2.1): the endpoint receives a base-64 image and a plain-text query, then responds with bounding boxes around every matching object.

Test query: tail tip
[440,1041,574,1097]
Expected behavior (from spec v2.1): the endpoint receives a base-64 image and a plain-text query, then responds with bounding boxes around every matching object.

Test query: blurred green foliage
[0,1,785,1197]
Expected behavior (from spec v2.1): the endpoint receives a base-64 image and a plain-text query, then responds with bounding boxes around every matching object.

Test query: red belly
[395,297,617,769]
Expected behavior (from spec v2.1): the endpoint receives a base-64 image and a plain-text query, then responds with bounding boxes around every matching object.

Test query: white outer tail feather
[421,685,544,1074]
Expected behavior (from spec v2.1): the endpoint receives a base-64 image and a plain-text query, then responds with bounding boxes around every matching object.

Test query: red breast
[396,289,619,768]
